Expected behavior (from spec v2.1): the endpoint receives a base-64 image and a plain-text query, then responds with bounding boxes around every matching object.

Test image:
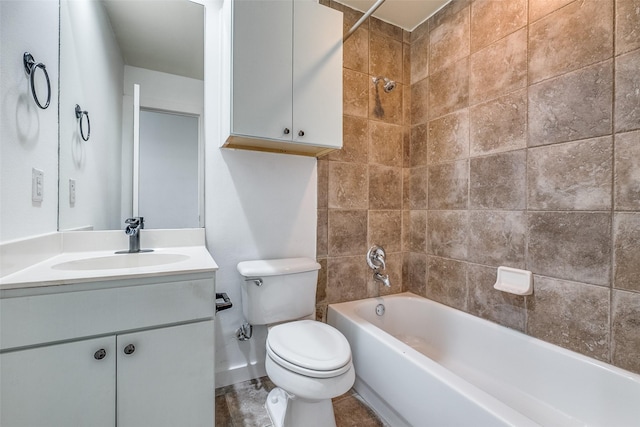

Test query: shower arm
[343,0,387,42]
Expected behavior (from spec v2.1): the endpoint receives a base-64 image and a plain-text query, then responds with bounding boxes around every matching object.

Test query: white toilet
[237,257,355,427]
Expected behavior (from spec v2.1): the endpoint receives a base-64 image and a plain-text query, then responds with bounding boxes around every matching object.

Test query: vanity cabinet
[0,276,215,427]
[223,0,343,156]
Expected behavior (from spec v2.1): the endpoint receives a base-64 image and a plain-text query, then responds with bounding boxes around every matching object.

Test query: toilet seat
[267,320,352,379]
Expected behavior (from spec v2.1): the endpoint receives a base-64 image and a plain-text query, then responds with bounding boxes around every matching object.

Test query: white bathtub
[327,292,640,427]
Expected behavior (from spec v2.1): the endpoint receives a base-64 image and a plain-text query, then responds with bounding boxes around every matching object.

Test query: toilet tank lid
[237,257,321,277]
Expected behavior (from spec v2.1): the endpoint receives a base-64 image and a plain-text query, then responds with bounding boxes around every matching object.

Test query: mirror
[58,0,204,231]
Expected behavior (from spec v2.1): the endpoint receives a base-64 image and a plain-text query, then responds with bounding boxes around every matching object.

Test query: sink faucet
[124,217,144,253]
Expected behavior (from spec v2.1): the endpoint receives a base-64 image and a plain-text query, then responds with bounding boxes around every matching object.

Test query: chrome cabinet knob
[94,349,107,360]
[298,130,305,137]
[283,128,290,135]
[123,344,136,355]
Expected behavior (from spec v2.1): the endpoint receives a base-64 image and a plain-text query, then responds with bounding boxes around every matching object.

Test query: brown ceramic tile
[331,0,365,30]
[467,264,526,332]
[410,123,429,167]
[224,377,275,427]
[368,121,403,167]
[344,69,369,118]
[411,30,429,84]
[427,210,468,260]
[429,58,469,120]
[318,209,328,257]
[317,257,328,304]
[528,276,610,362]
[470,0,527,53]
[406,252,427,296]
[426,256,468,311]
[369,81,404,125]
[318,158,329,209]
[370,16,403,41]
[528,60,613,147]
[527,136,613,210]
[615,49,640,133]
[368,165,402,210]
[428,160,469,210]
[403,29,411,44]
[403,127,411,167]
[368,210,402,253]
[614,130,640,210]
[469,28,527,105]
[616,0,640,55]
[368,251,404,297]
[430,5,470,75]
[612,290,640,374]
[329,115,368,163]
[402,168,410,210]
[333,390,386,427]
[326,256,369,303]
[343,27,369,74]
[412,17,429,43]
[409,210,427,253]
[469,89,527,156]
[613,213,640,292]
[528,0,613,84]
[409,166,428,209]
[467,211,526,268]
[403,84,411,126]
[528,0,574,23]
[214,395,232,427]
[328,162,368,209]
[430,0,471,30]
[403,42,411,89]
[469,150,526,210]
[402,210,410,251]
[527,212,612,286]
[328,209,368,256]
[369,31,403,84]
[428,109,470,165]
[411,77,429,125]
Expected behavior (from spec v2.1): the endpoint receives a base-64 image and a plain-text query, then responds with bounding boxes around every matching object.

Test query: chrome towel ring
[75,104,90,141]
[23,52,51,109]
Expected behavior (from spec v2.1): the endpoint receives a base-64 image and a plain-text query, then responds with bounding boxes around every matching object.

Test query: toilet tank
[237,258,321,325]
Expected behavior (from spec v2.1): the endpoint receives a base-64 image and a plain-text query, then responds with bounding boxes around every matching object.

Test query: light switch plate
[32,168,44,202]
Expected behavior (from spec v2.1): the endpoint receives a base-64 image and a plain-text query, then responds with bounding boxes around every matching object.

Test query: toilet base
[266,387,337,427]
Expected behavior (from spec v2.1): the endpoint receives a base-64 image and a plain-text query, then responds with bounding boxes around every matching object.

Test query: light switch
[32,168,43,202]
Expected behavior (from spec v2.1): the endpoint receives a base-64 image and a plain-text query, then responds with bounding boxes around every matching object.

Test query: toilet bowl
[236,258,355,427]
[264,320,355,427]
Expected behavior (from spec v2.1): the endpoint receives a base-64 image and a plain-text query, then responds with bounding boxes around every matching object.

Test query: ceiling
[336,0,451,31]
[100,0,204,80]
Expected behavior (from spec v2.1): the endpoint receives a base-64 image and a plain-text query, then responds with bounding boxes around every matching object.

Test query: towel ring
[23,52,51,110]
[75,104,91,142]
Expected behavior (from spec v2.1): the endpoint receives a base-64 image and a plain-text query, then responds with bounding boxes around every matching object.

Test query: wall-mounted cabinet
[221,0,343,157]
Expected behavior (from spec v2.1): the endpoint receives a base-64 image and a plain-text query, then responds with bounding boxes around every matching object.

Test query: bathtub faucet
[368,245,390,287]
[374,271,391,287]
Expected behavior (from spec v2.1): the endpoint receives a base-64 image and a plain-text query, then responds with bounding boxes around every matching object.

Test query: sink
[51,253,190,271]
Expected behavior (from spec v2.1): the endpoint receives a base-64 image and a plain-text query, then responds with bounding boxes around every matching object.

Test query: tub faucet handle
[367,245,386,271]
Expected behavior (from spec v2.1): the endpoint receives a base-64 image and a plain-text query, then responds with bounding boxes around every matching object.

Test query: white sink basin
[51,253,190,271]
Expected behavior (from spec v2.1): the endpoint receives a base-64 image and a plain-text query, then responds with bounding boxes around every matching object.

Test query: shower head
[372,76,396,93]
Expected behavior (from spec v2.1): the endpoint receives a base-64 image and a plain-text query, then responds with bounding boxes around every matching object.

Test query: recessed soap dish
[493,266,533,295]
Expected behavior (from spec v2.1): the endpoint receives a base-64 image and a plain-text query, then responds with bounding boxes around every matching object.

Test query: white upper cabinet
[224,0,343,156]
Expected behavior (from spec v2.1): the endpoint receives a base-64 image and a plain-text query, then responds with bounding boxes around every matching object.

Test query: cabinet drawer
[0,278,215,350]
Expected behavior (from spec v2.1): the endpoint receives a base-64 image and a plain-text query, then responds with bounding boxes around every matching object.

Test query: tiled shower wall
[318,0,640,375]
[406,0,640,374]
[316,1,411,317]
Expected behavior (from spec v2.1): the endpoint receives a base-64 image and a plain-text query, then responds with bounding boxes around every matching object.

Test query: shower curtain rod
[343,0,387,42]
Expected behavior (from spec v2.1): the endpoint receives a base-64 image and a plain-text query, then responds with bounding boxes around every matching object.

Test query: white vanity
[0,229,217,427]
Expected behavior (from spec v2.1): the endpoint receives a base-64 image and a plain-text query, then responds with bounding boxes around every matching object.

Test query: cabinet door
[0,337,116,427]
[292,1,343,148]
[232,0,293,141]
[117,320,214,427]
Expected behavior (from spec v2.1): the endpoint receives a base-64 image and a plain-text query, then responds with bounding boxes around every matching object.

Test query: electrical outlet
[32,168,44,202]
[69,179,76,205]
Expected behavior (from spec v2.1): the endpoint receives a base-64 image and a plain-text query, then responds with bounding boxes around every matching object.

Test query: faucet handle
[367,245,386,271]
[125,217,144,228]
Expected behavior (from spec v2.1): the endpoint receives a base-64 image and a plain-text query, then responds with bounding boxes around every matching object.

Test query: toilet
[237,257,355,427]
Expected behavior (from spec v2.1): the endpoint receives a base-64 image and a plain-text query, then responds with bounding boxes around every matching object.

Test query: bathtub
[327,292,640,427]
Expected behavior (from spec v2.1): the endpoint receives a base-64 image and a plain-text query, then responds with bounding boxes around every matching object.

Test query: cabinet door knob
[298,130,305,137]
[94,349,107,360]
[123,344,136,355]
[283,128,290,135]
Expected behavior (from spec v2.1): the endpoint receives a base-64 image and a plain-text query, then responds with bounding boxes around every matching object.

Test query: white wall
[204,0,318,387]
[58,0,124,231]
[0,0,59,242]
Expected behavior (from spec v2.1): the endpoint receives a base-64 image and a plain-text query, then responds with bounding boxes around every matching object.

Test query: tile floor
[215,376,388,427]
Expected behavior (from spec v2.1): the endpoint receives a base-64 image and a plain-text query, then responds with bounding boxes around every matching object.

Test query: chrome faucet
[367,245,391,287]
[115,217,153,254]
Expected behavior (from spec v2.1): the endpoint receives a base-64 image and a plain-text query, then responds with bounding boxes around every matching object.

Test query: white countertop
[0,229,218,294]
